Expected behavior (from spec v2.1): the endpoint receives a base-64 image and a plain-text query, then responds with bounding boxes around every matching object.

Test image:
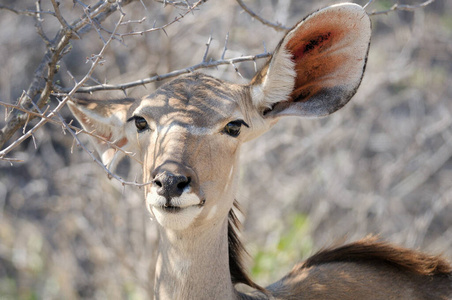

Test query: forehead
[135,73,243,126]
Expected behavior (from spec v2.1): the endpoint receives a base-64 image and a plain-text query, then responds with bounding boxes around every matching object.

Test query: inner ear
[286,10,369,105]
[251,4,371,119]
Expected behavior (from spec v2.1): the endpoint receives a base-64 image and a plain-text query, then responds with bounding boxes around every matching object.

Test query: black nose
[151,161,197,202]
[153,172,191,200]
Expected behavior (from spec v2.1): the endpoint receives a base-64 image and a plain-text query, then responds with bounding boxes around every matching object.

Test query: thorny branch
[119,0,205,37]
[57,111,151,187]
[0,0,204,151]
[0,0,132,150]
[0,101,141,165]
[0,11,126,161]
[236,0,289,31]
[0,4,57,17]
[0,0,437,188]
[58,52,272,93]
[154,0,193,8]
[366,0,436,15]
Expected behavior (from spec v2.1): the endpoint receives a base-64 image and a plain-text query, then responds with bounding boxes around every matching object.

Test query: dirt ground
[1,0,451,298]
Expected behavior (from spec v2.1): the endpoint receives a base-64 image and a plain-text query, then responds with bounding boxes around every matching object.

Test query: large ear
[250,3,371,118]
[67,98,136,171]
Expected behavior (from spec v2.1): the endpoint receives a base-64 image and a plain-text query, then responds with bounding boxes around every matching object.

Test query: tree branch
[0,100,141,165]
[119,0,205,37]
[58,52,272,93]
[0,11,125,159]
[368,0,435,16]
[0,0,133,149]
[236,0,289,31]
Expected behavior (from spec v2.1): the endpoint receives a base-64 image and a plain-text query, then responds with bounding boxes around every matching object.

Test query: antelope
[68,3,452,299]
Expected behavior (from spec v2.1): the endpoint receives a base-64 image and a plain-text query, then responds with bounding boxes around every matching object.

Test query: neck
[154,217,238,300]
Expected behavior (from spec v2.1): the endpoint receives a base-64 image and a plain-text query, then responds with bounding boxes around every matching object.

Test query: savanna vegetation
[1,0,451,298]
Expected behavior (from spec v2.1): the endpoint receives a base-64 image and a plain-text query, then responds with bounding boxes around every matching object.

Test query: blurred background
[0,0,451,298]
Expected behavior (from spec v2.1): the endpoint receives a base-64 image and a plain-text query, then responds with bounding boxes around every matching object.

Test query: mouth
[159,205,183,213]
[153,199,206,214]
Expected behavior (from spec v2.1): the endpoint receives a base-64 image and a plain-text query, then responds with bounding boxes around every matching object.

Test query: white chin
[151,205,203,230]
[146,192,203,231]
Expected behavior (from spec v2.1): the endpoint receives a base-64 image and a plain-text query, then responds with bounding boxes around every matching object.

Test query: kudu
[68,3,452,299]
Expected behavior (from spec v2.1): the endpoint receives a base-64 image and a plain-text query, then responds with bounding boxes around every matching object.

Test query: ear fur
[68,98,135,171]
[250,3,371,118]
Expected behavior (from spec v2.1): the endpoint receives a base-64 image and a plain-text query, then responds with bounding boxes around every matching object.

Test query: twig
[0,156,24,164]
[0,0,133,149]
[202,35,213,62]
[231,62,243,79]
[60,52,272,93]
[368,0,435,16]
[120,0,205,37]
[0,100,141,164]
[236,0,289,31]
[154,0,193,8]
[221,32,229,60]
[0,13,125,159]
[0,5,56,17]
[121,17,147,26]
[55,111,149,187]
[363,0,374,9]
[78,2,106,43]
[34,1,53,46]
[51,0,71,29]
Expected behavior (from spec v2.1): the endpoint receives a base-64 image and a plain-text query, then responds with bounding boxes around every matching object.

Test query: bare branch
[221,32,229,60]
[120,0,205,37]
[61,52,272,93]
[231,61,244,78]
[0,12,125,159]
[51,0,71,29]
[202,35,213,63]
[154,0,193,8]
[120,17,147,26]
[363,0,374,9]
[0,101,138,159]
[236,0,289,31]
[78,1,107,44]
[0,4,57,17]
[368,0,435,16]
[0,156,23,164]
[0,0,131,149]
[59,114,152,187]
[34,1,53,46]
[0,100,141,165]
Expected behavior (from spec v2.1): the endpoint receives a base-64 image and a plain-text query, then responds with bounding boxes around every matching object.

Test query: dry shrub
[0,0,451,298]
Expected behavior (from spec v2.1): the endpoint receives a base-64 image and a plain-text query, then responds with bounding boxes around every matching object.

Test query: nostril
[177,177,191,191]
[152,172,191,198]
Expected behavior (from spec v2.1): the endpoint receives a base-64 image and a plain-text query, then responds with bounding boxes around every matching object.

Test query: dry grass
[0,0,451,298]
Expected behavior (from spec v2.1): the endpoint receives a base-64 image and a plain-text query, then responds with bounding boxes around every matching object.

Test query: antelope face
[127,74,257,230]
[69,3,371,232]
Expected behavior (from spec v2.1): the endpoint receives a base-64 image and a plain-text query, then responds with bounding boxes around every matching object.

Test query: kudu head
[69,3,371,232]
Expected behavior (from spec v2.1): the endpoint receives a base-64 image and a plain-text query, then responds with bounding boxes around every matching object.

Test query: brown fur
[302,236,452,276]
[228,202,260,288]
[244,237,452,299]
[231,220,452,299]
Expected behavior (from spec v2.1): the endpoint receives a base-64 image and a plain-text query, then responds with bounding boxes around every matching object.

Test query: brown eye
[223,120,249,138]
[133,116,149,132]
